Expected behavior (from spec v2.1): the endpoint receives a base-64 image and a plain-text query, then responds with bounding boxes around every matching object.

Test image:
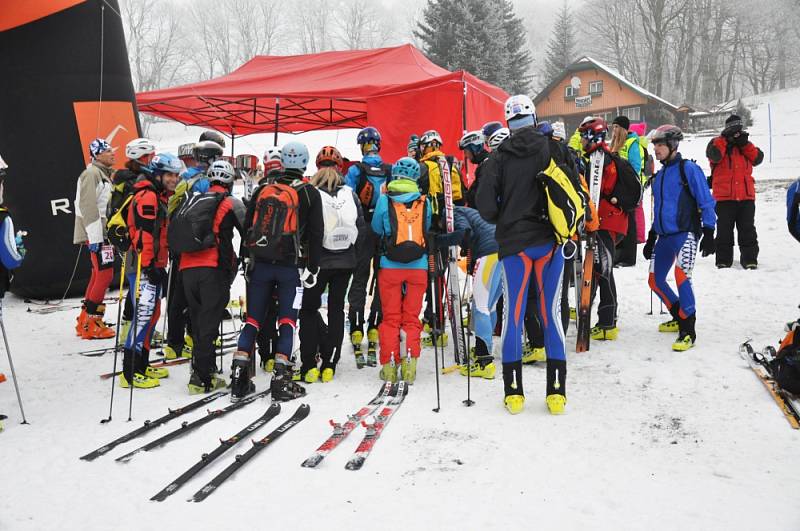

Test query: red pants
[377,268,427,364]
[84,246,113,314]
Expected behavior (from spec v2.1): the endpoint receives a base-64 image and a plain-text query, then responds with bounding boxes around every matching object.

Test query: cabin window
[589,80,603,94]
[622,106,641,122]
[565,85,577,98]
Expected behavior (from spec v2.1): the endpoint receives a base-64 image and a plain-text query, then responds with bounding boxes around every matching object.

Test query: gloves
[144,265,165,285]
[435,229,465,249]
[699,227,716,257]
[642,231,657,260]
[300,267,319,289]
[87,242,100,253]
[733,131,749,146]
[15,231,26,258]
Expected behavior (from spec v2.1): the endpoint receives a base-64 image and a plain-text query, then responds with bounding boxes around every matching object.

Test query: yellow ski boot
[182,335,194,358]
[521,345,546,363]
[590,325,619,341]
[163,345,180,360]
[304,367,320,384]
[672,335,695,351]
[379,362,398,383]
[145,365,169,379]
[400,357,418,384]
[321,367,335,382]
[459,359,496,379]
[504,395,525,414]
[351,330,365,369]
[422,332,448,348]
[659,319,680,333]
[119,372,160,389]
[366,328,379,367]
[187,373,227,395]
[261,358,275,373]
[546,394,567,414]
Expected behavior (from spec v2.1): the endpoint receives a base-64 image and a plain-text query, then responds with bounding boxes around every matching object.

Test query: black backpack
[608,154,642,212]
[167,192,225,254]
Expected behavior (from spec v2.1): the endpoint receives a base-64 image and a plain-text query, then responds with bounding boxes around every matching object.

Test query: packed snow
[1,89,799,530]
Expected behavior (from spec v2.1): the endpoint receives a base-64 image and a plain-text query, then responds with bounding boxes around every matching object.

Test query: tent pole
[274,97,280,146]
[231,130,235,158]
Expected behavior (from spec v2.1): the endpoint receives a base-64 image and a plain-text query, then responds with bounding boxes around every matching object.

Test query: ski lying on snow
[150,403,281,502]
[190,403,310,502]
[116,389,271,463]
[301,382,396,468]
[345,381,408,471]
[79,392,227,461]
[739,341,800,429]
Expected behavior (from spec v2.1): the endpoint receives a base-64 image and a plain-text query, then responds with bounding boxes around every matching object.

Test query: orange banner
[0,0,86,32]
[73,101,140,169]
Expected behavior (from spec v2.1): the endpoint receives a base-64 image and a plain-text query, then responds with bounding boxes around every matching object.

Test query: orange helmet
[316,145,343,170]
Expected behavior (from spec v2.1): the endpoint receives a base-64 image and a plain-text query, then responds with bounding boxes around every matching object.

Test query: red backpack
[245,183,300,260]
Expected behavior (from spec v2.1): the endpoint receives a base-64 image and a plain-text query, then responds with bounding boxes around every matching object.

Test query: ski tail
[739,341,800,429]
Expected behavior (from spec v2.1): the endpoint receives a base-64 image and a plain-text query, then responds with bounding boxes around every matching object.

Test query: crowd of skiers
[62,92,778,416]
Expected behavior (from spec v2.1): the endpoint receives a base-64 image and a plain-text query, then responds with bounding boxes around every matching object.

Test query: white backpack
[320,186,359,251]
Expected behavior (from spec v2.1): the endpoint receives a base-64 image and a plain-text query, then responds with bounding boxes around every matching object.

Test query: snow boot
[590,325,618,341]
[659,301,681,333]
[351,330,365,369]
[367,328,379,367]
[672,314,696,352]
[271,359,306,402]
[503,360,524,414]
[400,357,418,384]
[230,352,255,402]
[546,358,567,415]
[522,344,546,363]
[187,371,227,395]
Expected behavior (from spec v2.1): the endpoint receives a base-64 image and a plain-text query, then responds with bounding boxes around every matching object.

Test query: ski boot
[422,332,448,348]
[230,352,256,402]
[187,372,227,395]
[546,358,567,415]
[672,315,696,352]
[400,357,418,384]
[119,319,131,342]
[659,302,681,333]
[75,307,88,336]
[590,325,618,341]
[182,335,194,358]
[261,357,275,373]
[0,414,5,432]
[304,367,320,384]
[351,330,365,369]
[522,344,546,363]
[460,356,496,379]
[380,360,398,383]
[145,365,169,379]
[503,360,524,414]
[271,359,306,402]
[366,328,379,367]
[152,329,164,345]
[569,307,577,321]
[82,314,115,339]
[321,367,335,383]
[119,372,160,389]
[163,344,181,360]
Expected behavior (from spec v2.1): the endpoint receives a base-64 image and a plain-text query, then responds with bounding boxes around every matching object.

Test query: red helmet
[316,146,343,170]
[578,117,608,144]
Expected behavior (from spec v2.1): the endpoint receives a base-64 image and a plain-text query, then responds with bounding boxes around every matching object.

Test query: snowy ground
[1,91,800,530]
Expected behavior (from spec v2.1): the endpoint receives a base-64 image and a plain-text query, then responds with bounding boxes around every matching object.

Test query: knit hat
[723,114,743,136]
[612,116,630,130]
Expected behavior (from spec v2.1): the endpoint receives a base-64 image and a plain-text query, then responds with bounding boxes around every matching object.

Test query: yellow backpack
[537,159,587,244]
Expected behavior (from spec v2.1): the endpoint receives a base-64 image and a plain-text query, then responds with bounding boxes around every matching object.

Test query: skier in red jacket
[706,114,764,269]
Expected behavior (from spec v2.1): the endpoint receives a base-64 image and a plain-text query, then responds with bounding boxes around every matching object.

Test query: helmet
[199,130,226,149]
[392,157,420,181]
[482,121,503,139]
[580,115,596,127]
[357,127,381,152]
[420,130,443,149]
[208,160,235,184]
[552,121,566,140]
[150,153,183,175]
[0,154,7,179]
[192,140,223,164]
[504,94,536,121]
[125,138,156,161]
[263,146,282,174]
[487,127,510,150]
[316,146,343,169]
[281,141,309,170]
[177,143,195,161]
[458,130,485,152]
[578,117,608,144]
[651,124,684,150]
[537,121,553,137]
[89,138,111,159]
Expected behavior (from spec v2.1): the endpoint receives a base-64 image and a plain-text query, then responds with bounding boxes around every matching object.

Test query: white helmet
[0,154,7,171]
[125,138,156,161]
[208,160,235,184]
[504,95,536,122]
[487,127,510,150]
[420,129,443,148]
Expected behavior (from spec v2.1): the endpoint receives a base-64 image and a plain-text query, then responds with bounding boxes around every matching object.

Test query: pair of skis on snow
[739,340,800,429]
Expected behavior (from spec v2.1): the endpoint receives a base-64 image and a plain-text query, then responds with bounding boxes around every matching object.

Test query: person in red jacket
[178,160,245,394]
[706,114,764,269]
[121,153,179,389]
[580,118,629,341]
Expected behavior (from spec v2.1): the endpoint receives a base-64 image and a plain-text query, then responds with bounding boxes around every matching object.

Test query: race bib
[100,244,115,265]
[293,286,304,310]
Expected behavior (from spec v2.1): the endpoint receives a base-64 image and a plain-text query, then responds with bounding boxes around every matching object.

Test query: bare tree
[335,0,392,49]
[293,0,334,53]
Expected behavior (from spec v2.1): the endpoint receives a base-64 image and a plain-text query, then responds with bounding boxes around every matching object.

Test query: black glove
[435,229,465,249]
[699,227,716,257]
[643,231,657,260]
[144,265,165,285]
[734,131,749,146]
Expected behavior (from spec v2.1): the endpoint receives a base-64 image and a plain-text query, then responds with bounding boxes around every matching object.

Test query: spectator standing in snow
[706,114,764,269]
[609,115,643,267]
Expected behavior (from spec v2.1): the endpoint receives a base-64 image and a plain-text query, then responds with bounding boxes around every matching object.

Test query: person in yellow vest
[568,116,596,157]
[418,129,466,221]
[610,115,644,266]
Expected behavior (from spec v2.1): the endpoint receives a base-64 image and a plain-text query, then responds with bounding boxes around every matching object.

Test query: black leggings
[300,269,352,373]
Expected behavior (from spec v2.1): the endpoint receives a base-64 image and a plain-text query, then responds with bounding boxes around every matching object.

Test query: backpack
[167,192,225,254]
[244,182,300,261]
[608,154,643,212]
[771,322,800,394]
[319,186,359,251]
[536,158,587,245]
[355,162,391,209]
[106,171,138,252]
[385,195,427,263]
[788,179,800,243]
[676,158,703,235]
[642,146,654,179]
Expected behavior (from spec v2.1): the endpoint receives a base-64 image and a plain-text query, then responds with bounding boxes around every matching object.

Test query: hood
[420,150,445,163]
[91,160,114,177]
[387,178,420,203]
[499,126,548,157]
[362,154,384,167]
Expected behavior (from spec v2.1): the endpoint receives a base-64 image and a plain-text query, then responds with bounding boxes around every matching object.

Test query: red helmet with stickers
[316,145,344,171]
[578,117,608,145]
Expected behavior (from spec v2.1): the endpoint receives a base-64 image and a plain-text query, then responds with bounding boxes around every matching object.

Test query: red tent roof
[136,44,508,161]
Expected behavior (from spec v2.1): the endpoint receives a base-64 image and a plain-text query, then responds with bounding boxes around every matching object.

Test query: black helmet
[192,140,224,164]
[199,130,226,149]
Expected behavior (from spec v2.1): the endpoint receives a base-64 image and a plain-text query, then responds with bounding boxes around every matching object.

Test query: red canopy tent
[136,44,508,162]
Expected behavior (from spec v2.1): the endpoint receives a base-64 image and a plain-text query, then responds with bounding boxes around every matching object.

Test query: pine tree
[490,0,533,94]
[544,1,576,85]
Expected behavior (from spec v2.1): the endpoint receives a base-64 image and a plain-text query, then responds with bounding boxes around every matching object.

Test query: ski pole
[463,248,474,407]
[159,258,173,350]
[428,251,441,413]
[102,251,127,424]
[128,254,143,422]
[0,298,28,424]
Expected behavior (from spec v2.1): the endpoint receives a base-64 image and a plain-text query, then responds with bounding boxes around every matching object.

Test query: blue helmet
[481,121,503,139]
[89,138,111,159]
[281,141,309,170]
[357,127,381,152]
[392,157,420,181]
[150,153,182,175]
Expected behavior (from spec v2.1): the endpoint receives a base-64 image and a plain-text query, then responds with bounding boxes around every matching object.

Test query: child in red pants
[370,157,431,383]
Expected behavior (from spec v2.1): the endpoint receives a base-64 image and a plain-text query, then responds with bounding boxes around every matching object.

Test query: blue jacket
[788,178,800,243]
[652,154,716,235]
[0,211,23,271]
[454,206,497,259]
[180,166,210,193]
[371,179,432,270]
[345,154,389,210]
[624,133,642,175]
